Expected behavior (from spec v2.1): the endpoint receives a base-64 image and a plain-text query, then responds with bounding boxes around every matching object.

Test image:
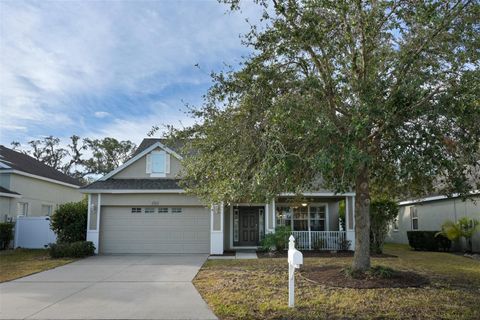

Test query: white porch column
[86,194,101,254]
[210,203,224,254]
[345,196,355,250]
[266,199,276,234]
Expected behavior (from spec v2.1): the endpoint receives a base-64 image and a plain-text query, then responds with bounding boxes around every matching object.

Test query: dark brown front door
[238,207,260,246]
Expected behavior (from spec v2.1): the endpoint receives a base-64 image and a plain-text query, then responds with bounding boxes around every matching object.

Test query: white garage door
[100,206,210,254]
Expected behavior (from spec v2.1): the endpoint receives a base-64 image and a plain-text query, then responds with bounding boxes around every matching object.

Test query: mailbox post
[287,235,303,308]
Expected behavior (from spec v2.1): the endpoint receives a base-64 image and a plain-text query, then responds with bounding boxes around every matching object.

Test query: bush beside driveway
[0,249,73,282]
[193,244,480,319]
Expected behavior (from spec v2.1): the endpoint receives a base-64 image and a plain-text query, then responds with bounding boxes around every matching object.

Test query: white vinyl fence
[14,216,57,249]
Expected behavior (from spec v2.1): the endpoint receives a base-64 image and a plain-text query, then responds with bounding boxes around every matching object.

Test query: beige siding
[100,193,205,207]
[0,197,12,221]
[113,148,182,179]
[6,174,83,219]
[387,196,480,251]
[99,206,210,253]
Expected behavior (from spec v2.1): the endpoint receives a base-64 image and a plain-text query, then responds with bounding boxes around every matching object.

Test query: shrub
[370,199,398,254]
[0,222,14,249]
[50,199,88,243]
[367,266,395,279]
[260,226,291,251]
[313,238,325,250]
[49,241,95,258]
[339,238,352,251]
[437,218,479,252]
[407,231,451,251]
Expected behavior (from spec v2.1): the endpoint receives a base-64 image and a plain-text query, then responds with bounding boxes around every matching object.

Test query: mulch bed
[300,265,429,289]
[257,250,397,259]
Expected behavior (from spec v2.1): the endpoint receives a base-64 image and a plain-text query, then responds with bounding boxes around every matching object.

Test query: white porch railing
[291,231,348,251]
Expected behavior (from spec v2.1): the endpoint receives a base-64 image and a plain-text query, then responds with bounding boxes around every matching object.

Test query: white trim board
[0,192,21,198]
[0,170,80,188]
[100,141,183,181]
[279,192,355,197]
[80,189,186,194]
[399,190,480,206]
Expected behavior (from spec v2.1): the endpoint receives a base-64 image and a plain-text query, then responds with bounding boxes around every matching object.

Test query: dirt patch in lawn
[257,250,396,258]
[300,265,429,289]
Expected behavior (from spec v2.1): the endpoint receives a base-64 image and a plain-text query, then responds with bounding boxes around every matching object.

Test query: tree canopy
[11,136,136,183]
[169,0,479,271]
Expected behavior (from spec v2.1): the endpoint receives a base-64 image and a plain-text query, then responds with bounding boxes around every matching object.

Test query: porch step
[208,250,258,260]
[235,251,258,259]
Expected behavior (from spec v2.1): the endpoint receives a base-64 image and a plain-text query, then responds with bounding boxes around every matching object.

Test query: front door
[238,207,260,246]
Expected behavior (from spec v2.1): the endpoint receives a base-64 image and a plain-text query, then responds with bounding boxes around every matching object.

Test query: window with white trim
[392,216,399,231]
[310,206,326,231]
[411,207,418,230]
[293,206,308,231]
[171,207,182,213]
[158,207,169,213]
[276,206,292,228]
[144,207,155,214]
[276,205,327,231]
[131,207,142,213]
[17,202,28,216]
[152,152,165,173]
[41,204,53,216]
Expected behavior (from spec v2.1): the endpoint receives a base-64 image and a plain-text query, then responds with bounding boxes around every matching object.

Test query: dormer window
[146,150,170,177]
[152,152,165,173]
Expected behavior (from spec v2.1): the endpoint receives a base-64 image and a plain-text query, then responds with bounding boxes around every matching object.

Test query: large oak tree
[169,0,479,271]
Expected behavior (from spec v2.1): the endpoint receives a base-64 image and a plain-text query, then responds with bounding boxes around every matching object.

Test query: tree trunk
[352,163,371,271]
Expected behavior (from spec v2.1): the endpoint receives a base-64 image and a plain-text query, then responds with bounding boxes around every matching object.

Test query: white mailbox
[288,248,303,268]
[287,235,303,308]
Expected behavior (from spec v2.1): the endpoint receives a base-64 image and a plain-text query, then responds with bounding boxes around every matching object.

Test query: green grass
[193,244,480,319]
[0,248,73,282]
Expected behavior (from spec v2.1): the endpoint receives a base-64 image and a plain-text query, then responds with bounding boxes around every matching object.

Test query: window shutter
[165,153,170,174]
[146,154,152,174]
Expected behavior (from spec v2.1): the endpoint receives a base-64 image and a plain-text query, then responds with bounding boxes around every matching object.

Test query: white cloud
[86,101,197,145]
[0,1,262,144]
[94,111,110,119]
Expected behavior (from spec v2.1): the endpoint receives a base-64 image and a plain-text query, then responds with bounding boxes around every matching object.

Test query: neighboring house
[81,138,357,254]
[0,146,83,221]
[386,193,480,252]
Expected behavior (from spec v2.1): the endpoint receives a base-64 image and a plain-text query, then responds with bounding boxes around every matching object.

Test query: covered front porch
[209,192,356,254]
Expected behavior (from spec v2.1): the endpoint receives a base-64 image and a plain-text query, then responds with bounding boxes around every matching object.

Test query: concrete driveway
[0,254,217,320]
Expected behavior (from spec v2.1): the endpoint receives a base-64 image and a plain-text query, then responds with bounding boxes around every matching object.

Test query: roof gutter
[80,189,186,194]
[399,190,480,206]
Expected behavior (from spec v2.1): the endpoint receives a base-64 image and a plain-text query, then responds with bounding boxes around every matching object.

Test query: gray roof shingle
[0,146,82,186]
[82,179,181,190]
[131,138,185,157]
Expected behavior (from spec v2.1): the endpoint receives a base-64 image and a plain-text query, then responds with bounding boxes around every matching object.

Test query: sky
[0,0,261,147]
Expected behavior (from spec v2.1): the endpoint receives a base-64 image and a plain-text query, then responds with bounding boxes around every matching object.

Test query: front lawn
[194,244,480,319]
[0,249,73,282]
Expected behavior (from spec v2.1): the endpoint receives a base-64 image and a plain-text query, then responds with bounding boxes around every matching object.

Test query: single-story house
[386,193,480,252]
[0,146,83,222]
[81,138,357,254]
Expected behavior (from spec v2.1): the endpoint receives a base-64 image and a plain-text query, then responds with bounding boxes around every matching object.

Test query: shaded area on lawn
[300,265,428,288]
[257,250,396,258]
[0,249,73,282]
[194,244,480,320]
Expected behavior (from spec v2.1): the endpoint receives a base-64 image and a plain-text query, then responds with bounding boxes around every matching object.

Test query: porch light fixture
[301,203,308,207]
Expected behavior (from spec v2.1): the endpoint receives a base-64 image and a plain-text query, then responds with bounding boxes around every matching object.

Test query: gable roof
[0,145,82,187]
[131,138,185,157]
[98,139,183,181]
